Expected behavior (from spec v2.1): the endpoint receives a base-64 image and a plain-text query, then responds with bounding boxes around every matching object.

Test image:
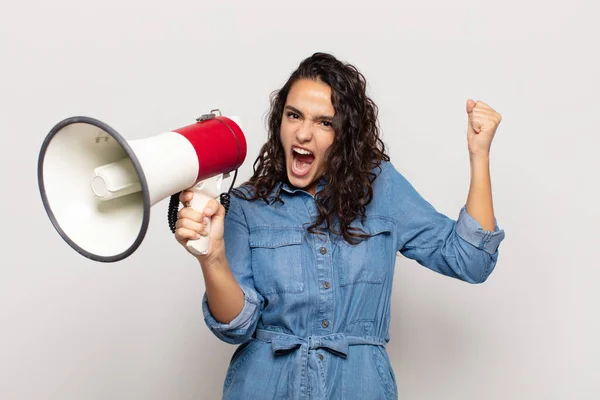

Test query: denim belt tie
[255,328,387,358]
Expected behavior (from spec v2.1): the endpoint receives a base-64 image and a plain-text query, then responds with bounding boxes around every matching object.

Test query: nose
[295,120,313,143]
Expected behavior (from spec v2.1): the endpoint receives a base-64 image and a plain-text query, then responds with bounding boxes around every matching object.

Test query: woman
[174,52,505,399]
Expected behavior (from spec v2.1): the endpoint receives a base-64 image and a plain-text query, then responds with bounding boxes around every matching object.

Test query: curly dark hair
[233,52,390,244]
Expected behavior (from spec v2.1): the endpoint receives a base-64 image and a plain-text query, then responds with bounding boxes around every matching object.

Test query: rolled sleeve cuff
[455,206,506,255]
[202,284,262,335]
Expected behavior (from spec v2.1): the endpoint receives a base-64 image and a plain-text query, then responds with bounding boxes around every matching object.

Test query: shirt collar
[279,176,327,196]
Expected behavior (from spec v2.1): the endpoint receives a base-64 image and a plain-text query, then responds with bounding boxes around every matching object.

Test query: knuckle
[189,210,202,222]
[176,227,193,240]
[178,208,187,219]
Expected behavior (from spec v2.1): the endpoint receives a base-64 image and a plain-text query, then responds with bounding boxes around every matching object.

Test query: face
[280,78,335,195]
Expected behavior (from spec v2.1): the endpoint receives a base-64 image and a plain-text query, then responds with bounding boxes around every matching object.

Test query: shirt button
[323,281,330,289]
[318,354,324,361]
[322,320,329,328]
[320,247,327,255]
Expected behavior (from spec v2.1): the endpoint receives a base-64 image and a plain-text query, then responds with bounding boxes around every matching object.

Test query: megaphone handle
[185,188,213,256]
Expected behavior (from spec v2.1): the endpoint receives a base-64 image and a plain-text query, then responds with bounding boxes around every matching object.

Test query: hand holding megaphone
[174,190,226,260]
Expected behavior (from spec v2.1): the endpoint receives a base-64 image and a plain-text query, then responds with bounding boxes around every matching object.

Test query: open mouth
[292,146,315,177]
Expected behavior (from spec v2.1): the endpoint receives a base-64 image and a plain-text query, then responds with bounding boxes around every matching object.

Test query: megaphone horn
[37,110,246,262]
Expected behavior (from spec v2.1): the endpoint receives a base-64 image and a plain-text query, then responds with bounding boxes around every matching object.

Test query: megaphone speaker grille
[38,116,151,262]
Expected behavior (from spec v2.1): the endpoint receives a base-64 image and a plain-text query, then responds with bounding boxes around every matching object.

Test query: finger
[178,206,205,222]
[202,199,225,218]
[471,115,501,128]
[474,100,490,109]
[476,109,501,121]
[175,218,206,234]
[179,190,194,204]
[471,107,496,115]
[470,110,499,123]
[473,101,496,113]
[175,227,201,242]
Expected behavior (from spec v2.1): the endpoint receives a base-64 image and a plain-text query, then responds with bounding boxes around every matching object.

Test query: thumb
[202,198,225,220]
[466,99,476,114]
[466,99,479,133]
[202,198,226,240]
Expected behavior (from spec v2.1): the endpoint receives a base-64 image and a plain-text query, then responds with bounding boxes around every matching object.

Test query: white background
[1,1,598,399]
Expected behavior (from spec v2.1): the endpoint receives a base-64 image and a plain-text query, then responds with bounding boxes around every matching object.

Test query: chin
[286,163,314,190]
[287,173,312,190]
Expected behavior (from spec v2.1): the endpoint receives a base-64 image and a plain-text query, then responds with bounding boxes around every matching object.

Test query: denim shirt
[202,161,505,400]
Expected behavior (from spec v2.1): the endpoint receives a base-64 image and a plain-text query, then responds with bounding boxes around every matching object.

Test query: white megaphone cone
[37,110,246,262]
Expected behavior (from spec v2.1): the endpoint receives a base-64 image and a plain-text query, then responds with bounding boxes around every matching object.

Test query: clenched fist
[466,99,502,158]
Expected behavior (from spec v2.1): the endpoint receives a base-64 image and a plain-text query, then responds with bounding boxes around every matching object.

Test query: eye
[286,111,299,119]
[321,120,333,128]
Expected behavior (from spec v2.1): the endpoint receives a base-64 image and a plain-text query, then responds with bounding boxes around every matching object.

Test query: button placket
[317,242,331,289]
[315,222,333,334]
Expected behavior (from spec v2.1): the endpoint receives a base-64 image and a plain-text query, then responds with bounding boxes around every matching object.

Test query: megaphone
[37,110,246,262]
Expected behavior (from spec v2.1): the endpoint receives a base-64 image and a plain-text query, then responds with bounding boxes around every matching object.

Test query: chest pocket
[249,227,305,295]
[336,218,395,287]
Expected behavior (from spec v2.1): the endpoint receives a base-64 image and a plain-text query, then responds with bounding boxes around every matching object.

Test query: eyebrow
[285,105,334,121]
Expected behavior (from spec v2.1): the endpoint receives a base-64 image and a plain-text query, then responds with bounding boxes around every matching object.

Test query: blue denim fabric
[202,161,505,399]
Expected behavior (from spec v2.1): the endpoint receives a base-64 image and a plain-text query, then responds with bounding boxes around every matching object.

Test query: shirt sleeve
[202,193,264,344]
[382,161,506,284]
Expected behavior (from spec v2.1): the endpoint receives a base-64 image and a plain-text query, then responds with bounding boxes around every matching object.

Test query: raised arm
[464,99,503,231]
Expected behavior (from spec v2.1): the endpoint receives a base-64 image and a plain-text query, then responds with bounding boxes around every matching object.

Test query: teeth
[293,147,313,155]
